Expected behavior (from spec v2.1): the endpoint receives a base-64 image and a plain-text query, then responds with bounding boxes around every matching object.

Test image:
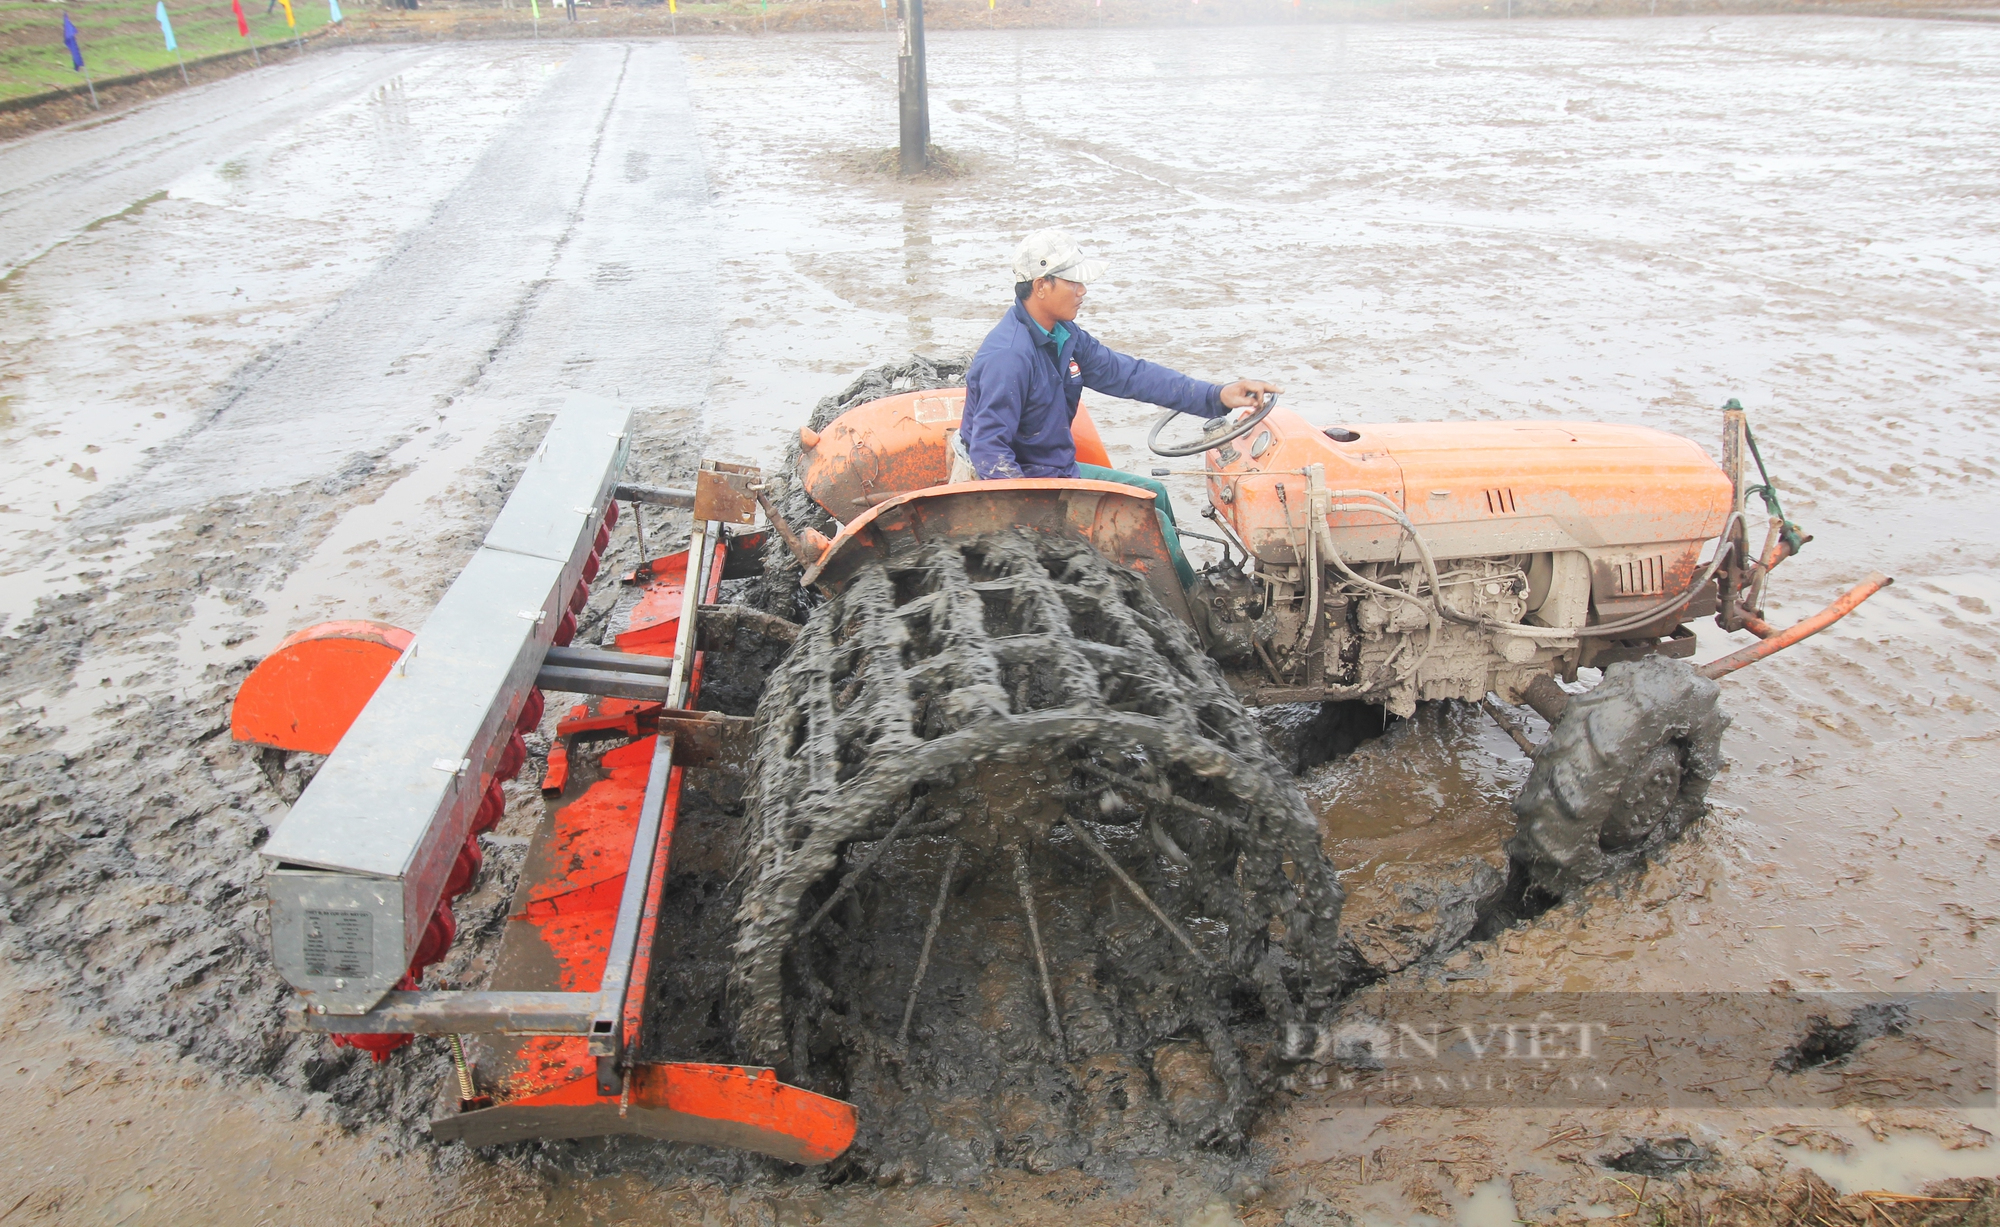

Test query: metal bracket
[1718,401,1754,631]
[691,465,759,526]
[655,709,755,773]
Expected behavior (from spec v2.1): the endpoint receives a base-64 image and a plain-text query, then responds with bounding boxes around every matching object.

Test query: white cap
[1012,229,1108,286]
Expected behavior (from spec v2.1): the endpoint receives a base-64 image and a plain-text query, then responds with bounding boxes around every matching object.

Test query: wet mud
[2,16,1998,1226]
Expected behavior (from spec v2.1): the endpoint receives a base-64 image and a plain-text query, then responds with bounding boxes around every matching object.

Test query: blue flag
[156,2,177,50]
[329,0,343,21]
[61,12,84,71]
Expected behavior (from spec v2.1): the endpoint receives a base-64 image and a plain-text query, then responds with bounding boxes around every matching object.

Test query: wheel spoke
[897,839,961,1048]
[1060,815,1216,975]
[798,797,927,939]
[1011,845,1066,1061]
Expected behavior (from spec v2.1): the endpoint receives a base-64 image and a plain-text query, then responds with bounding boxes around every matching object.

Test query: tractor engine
[1196,411,1734,716]
[1199,553,1564,717]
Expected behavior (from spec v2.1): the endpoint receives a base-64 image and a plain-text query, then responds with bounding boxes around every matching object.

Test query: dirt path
[1,19,1997,1225]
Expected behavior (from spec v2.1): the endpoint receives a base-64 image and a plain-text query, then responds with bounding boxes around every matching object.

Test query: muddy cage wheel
[728,529,1347,1128]
[1506,655,1731,900]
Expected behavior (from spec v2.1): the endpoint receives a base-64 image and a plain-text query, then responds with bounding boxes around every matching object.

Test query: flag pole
[232,0,261,65]
[158,3,190,85]
[62,13,99,109]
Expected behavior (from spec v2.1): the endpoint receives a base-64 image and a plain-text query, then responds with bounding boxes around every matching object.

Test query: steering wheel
[1147,392,1280,459]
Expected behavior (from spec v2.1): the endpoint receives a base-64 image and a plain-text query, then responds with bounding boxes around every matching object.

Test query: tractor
[722,385,1886,1169]
[238,385,1884,1173]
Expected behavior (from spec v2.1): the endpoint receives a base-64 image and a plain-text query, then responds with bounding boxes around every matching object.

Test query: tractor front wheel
[1506,656,1730,900]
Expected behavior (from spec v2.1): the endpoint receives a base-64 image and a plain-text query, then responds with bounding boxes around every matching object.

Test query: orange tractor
[236,386,1884,1173]
[719,386,1885,1166]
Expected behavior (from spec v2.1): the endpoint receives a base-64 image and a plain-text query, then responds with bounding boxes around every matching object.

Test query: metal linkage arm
[290,991,602,1036]
[615,482,696,508]
[1698,572,1891,680]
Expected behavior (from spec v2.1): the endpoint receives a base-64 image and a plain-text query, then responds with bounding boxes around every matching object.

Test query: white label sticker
[303,909,372,979]
[912,395,963,424]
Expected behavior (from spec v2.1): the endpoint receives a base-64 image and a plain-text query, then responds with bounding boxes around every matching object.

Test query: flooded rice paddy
[1,14,1998,1224]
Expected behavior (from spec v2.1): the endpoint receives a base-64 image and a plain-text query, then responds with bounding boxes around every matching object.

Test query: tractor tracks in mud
[0,48,441,277]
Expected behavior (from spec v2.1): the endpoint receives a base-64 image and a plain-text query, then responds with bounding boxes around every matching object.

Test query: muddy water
[2,15,1998,1225]
[1306,702,1526,880]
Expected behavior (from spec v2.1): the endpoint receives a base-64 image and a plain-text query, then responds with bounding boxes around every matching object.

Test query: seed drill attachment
[236,395,854,1163]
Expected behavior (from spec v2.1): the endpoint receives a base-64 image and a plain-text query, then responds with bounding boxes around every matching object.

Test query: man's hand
[1219,379,1284,410]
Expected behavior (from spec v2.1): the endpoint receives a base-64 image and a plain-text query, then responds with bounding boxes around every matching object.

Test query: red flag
[232,0,248,36]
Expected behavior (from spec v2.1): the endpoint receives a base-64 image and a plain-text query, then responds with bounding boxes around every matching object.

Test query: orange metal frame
[435,537,856,1160]
[803,478,1191,625]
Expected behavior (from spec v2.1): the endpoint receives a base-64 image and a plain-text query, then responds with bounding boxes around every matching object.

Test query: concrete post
[898,0,929,174]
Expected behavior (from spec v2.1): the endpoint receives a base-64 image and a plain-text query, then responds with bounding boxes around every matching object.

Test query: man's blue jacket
[962,300,1227,479]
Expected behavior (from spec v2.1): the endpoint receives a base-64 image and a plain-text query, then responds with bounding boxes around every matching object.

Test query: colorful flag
[232,0,249,35]
[279,0,294,27]
[156,2,178,49]
[329,0,342,19]
[62,12,84,70]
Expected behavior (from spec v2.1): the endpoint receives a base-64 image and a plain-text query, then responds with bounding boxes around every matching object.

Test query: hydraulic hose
[1308,484,1439,690]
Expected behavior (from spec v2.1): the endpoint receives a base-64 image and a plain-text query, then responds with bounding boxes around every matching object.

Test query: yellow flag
[280,0,295,26]
[668,0,675,10]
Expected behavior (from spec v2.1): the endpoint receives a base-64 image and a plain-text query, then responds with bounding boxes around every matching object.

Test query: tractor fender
[795,387,1113,525]
[801,479,1195,630]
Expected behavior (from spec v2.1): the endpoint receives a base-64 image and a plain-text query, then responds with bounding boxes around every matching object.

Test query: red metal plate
[431,1061,856,1163]
[614,549,690,653]
[229,619,413,754]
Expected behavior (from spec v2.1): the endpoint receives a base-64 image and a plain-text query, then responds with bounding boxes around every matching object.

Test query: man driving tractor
[960,229,1283,588]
